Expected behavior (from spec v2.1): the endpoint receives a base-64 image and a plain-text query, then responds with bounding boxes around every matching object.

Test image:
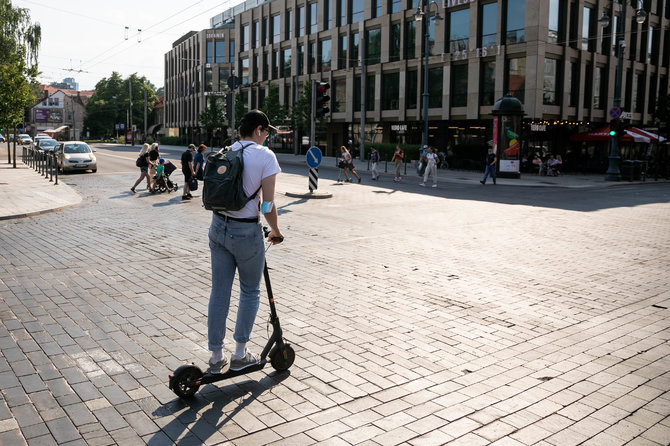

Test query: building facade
[28,87,93,140]
[165,0,670,170]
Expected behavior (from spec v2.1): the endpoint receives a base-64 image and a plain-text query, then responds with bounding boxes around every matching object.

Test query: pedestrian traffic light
[315,82,330,117]
[609,119,622,137]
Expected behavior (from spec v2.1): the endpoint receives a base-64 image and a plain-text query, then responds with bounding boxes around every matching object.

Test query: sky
[15,0,242,91]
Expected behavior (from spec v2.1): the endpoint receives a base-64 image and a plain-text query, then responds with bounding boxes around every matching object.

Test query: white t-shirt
[223,140,281,219]
[425,152,438,165]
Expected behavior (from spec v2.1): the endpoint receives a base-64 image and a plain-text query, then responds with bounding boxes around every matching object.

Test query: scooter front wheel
[170,365,203,399]
[270,344,295,372]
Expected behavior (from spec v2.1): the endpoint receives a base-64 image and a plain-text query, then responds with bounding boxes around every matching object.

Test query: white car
[18,134,32,145]
[57,141,97,173]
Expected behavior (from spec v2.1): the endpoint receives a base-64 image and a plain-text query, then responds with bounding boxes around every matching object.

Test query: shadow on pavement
[149,372,290,444]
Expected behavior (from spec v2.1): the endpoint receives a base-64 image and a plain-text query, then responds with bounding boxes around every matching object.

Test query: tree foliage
[260,83,287,127]
[0,0,41,165]
[290,81,312,136]
[198,96,227,147]
[84,72,158,138]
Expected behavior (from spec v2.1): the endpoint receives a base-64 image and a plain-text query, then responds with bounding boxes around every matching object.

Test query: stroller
[151,160,179,193]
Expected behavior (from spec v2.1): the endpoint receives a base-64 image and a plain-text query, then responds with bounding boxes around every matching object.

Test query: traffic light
[609,118,622,137]
[315,82,330,117]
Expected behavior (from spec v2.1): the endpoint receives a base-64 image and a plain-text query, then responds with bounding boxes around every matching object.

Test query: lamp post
[415,1,442,149]
[599,0,647,181]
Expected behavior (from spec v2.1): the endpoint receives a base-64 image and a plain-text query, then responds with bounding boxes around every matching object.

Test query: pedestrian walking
[130,143,151,193]
[420,146,438,188]
[370,146,380,180]
[206,109,284,374]
[181,144,196,201]
[339,146,361,183]
[393,145,404,182]
[418,145,429,177]
[194,144,206,181]
[480,146,497,185]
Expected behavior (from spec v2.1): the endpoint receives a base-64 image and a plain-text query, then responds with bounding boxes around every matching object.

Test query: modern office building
[165,0,670,170]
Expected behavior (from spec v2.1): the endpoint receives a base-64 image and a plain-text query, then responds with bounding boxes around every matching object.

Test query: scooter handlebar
[263,226,284,243]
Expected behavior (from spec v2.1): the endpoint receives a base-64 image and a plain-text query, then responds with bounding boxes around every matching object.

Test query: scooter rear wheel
[171,365,202,398]
[270,344,295,372]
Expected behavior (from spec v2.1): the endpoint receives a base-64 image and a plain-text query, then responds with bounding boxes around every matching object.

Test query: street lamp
[415,1,442,149]
[599,0,647,181]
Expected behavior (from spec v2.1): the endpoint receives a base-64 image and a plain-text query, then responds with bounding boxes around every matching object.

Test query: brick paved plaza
[0,167,669,445]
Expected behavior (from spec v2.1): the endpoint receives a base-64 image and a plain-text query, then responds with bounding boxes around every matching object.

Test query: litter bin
[621,160,634,181]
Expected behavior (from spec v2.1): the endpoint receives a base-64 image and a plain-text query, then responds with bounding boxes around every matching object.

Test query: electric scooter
[168,228,295,399]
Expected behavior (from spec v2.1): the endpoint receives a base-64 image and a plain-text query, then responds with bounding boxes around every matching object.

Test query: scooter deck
[198,360,268,385]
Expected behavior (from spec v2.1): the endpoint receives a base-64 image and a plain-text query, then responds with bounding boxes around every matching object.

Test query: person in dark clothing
[181,144,196,200]
[480,147,497,185]
[193,144,206,180]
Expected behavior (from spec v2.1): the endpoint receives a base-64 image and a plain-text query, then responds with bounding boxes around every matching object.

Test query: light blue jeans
[208,215,264,352]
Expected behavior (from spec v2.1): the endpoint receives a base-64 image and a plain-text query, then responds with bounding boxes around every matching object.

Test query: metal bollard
[54,152,59,185]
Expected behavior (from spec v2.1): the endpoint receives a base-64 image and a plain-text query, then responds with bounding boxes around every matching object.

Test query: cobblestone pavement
[0,168,669,445]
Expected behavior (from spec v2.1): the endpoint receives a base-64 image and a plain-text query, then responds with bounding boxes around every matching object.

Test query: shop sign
[530,124,547,132]
[444,0,477,8]
[620,111,632,119]
[391,124,407,131]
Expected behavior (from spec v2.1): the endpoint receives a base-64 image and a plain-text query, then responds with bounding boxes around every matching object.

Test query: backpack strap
[236,141,262,201]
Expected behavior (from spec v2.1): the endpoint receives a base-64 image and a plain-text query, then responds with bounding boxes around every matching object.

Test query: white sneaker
[419,183,425,187]
[432,184,437,188]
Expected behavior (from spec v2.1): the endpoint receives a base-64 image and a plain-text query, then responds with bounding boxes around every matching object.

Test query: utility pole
[129,78,134,146]
[144,86,147,143]
[359,42,366,161]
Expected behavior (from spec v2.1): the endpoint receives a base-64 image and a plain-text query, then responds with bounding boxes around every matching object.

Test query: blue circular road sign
[306,146,322,168]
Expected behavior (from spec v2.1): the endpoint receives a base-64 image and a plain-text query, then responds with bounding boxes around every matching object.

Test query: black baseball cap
[240,110,278,133]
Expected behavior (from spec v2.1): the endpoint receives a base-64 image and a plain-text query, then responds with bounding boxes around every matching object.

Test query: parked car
[36,138,59,152]
[57,141,97,173]
[33,135,51,146]
[0,134,5,143]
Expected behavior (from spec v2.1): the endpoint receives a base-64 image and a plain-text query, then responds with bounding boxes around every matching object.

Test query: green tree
[84,72,157,140]
[0,0,41,166]
[198,96,227,147]
[290,81,312,139]
[260,83,287,127]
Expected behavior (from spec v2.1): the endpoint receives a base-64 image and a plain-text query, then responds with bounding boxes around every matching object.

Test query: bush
[157,136,184,146]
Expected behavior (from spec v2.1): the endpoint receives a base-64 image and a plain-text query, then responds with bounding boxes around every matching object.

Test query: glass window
[253,54,258,82]
[206,41,213,64]
[320,39,332,72]
[581,7,592,51]
[333,78,346,112]
[408,0,419,8]
[351,32,359,67]
[263,52,268,80]
[543,58,559,105]
[351,0,364,24]
[366,74,375,111]
[339,34,348,69]
[568,62,579,107]
[373,0,381,18]
[366,29,381,65]
[584,64,592,108]
[218,68,229,90]
[451,64,467,107]
[507,57,525,102]
[283,49,292,77]
[480,60,495,106]
[229,41,235,63]
[263,18,268,45]
[354,75,361,110]
[215,41,225,63]
[286,11,293,40]
[428,67,442,108]
[309,3,318,34]
[298,6,305,37]
[406,69,418,109]
[298,45,305,75]
[324,0,331,30]
[390,0,402,14]
[242,24,250,51]
[597,66,607,109]
[548,0,560,43]
[205,68,212,92]
[480,2,497,47]
[382,72,400,110]
[449,9,469,53]
[272,51,279,78]
[272,15,280,44]
[309,42,316,73]
[254,21,260,48]
[634,72,644,113]
[405,20,416,60]
[241,58,249,85]
[506,0,525,44]
[390,23,401,62]
[338,0,346,26]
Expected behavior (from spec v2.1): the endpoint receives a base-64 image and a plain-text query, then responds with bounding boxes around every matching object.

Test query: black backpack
[202,142,260,212]
[136,153,147,167]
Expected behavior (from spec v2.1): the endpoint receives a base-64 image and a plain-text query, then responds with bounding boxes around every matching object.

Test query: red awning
[570,126,611,142]
[570,126,667,143]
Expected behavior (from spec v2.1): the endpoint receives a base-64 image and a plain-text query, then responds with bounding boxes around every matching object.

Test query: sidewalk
[0,162,81,220]
[0,150,666,220]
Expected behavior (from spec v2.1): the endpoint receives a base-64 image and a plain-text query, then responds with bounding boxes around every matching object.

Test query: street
[0,150,669,445]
